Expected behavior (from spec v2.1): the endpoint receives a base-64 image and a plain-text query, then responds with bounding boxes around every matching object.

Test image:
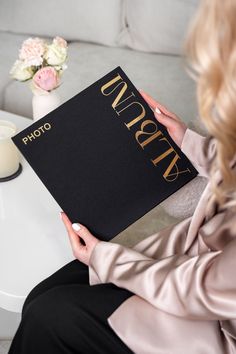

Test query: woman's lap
[22,259,89,314]
[9,259,134,354]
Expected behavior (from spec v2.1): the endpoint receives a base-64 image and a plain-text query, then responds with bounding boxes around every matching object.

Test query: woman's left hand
[60,211,100,266]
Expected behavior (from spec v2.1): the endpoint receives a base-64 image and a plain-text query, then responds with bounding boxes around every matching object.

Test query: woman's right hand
[139,89,188,148]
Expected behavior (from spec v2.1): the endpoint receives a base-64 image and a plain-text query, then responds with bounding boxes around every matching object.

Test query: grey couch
[0,0,200,120]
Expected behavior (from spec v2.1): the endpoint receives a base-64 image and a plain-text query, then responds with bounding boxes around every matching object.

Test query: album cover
[12,66,198,241]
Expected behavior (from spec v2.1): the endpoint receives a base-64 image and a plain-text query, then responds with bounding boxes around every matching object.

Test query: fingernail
[155,107,162,114]
[72,223,81,231]
[60,212,63,219]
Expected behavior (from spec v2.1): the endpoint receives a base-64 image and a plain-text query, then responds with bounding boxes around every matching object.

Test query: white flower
[53,36,67,48]
[10,60,34,81]
[44,43,67,66]
[19,37,46,68]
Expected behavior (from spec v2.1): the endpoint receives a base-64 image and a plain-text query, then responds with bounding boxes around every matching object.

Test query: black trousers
[8,259,134,354]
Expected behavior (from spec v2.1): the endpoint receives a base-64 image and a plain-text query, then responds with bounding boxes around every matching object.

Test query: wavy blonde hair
[184,0,236,212]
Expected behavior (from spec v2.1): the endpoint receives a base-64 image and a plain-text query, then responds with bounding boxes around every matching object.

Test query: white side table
[0,110,74,313]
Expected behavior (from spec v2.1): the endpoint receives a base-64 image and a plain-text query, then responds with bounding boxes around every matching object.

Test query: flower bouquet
[10,36,68,121]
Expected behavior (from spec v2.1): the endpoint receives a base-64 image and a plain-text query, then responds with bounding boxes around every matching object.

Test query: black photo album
[12,66,198,241]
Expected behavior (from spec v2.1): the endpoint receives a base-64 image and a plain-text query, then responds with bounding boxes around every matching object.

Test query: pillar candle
[0,120,20,179]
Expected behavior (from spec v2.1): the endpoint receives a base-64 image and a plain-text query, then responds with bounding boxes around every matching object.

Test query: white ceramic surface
[0,110,74,313]
[32,90,61,121]
[0,120,20,178]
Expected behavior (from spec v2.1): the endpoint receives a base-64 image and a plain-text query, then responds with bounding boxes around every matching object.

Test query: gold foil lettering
[34,130,41,137]
[123,102,146,129]
[100,73,135,114]
[135,120,163,149]
[151,137,190,181]
[21,123,52,145]
[28,133,36,141]
[101,73,122,95]
[44,123,51,130]
[22,137,28,145]
[100,72,192,181]
[38,126,45,133]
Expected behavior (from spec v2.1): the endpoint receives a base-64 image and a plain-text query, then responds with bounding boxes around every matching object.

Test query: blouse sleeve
[88,234,236,321]
[131,216,192,259]
[181,128,216,178]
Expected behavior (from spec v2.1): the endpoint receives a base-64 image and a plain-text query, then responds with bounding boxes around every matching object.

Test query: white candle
[0,120,20,179]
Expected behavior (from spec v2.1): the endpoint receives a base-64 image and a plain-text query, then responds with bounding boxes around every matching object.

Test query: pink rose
[53,36,67,48]
[33,67,60,91]
[19,37,46,67]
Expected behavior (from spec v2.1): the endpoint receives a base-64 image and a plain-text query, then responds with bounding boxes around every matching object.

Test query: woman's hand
[139,89,188,148]
[60,211,100,266]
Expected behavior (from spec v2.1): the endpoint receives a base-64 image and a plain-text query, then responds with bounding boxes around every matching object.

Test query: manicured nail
[155,107,162,114]
[72,223,81,231]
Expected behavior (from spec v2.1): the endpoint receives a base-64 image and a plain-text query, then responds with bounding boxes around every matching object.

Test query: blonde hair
[184,0,236,212]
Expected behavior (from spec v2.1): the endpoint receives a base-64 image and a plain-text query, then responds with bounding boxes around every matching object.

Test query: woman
[9,0,236,353]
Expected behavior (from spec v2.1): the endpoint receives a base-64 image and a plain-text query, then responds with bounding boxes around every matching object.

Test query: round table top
[0,111,74,313]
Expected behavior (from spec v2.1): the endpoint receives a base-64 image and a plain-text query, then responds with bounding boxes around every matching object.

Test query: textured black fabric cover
[12,66,198,241]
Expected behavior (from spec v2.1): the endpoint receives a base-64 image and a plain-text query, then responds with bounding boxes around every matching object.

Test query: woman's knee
[21,286,93,345]
[22,260,88,315]
[22,279,48,315]
[21,287,68,341]
[23,285,83,324]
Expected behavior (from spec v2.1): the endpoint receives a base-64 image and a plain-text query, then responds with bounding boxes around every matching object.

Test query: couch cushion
[4,40,199,130]
[119,0,198,55]
[0,0,123,47]
[0,31,30,108]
